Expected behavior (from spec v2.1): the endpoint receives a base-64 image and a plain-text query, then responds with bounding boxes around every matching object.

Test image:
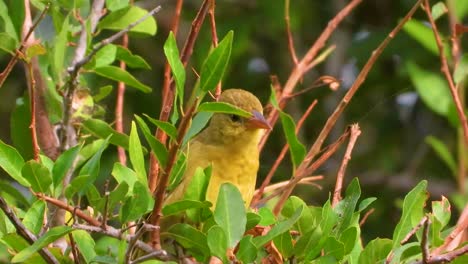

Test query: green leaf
[82,119,129,149]
[0,140,28,186]
[115,45,151,69]
[392,180,428,248]
[0,32,18,54]
[359,238,392,264]
[52,145,81,189]
[334,178,361,234]
[105,0,129,11]
[98,6,157,36]
[94,66,152,93]
[207,225,228,263]
[11,226,73,263]
[108,182,129,214]
[455,0,468,20]
[432,196,450,228]
[246,212,261,231]
[199,31,233,93]
[7,0,24,41]
[144,114,178,140]
[339,226,358,255]
[72,230,96,263]
[454,54,468,85]
[23,200,46,235]
[120,181,153,222]
[129,121,147,185]
[358,197,377,212]
[293,226,322,258]
[135,115,168,167]
[406,61,453,117]
[93,85,114,102]
[431,2,448,21]
[182,112,212,145]
[52,15,69,84]
[236,235,257,263]
[74,139,109,195]
[402,19,438,56]
[0,1,19,42]
[167,152,187,190]
[197,102,252,117]
[22,160,52,194]
[162,200,211,216]
[93,44,117,68]
[214,183,246,248]
[258,207,276,226]
[184,166,212,202]
[253,205,303,247]
[389,242,420,264]
[164,31,186,108]
[0,180,30,207]
[112,162,137,192]
[167,223,209,262]
[11,96,33,160]
[282,196,314,234]
[273,230,294,258]
[279,111,306,168]
[322,236,344,260]
[425,136,457,177]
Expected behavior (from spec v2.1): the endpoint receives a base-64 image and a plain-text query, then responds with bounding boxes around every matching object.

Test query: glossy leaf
[406,61,453,117]
[182,112,212,145]
[0,32,17,54]
[207,225,228,263]
[359,238,392,264]
[0,140,28,186]
[258,207,276,226]
[129,121,147,185]
[22,160,52,194]
[52,144,81,188]
[253,205,303,247]
[112,162,137,192]
[22,200,45,235]
[164,31,185,108]
[273,230,294,259]
[120,181,153,222]
[197,102,252,117]
[279,111,306,168]
[144,114,178,140]
[402,19,438,56]
[214,183,246,248]
[236,235,257,263]
[162,200,211,216]
[116,45,151,69]
[94,66,152,93]
[93,44,117,68]
[11,226,73,263]
[392,180,428,248]
[245,212,261,231]
[93,85,113,102]
[282,196,314,234]
[72,230,96,263]
[199,31,233,93]
[167,223,209,261]
[334,178,361,234]
[293,226,322,258]
[135,115,168,167]
[82,119,129,149]
[98,6,157,36]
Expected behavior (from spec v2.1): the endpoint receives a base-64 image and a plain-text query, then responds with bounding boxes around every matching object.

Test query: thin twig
[259,0,362,151]
[0,197,59,264]
[434,203,468,254]
[255,176,323,205]
[150,100,199,249]
[359,208,375,226]
[27,62,40,161]
[36,193,101,227]
[421,216,431,263]
[423,0,468,148]
[0,4,49,88]
[251,100,318,206]
[332,124,361,207]
[116,33,129,165]
[101,180,110,230]
[68,233,80,264]
[412,244,468,264]
[401,216,428,245]
[125,224,156,263]
[284,0,298,66]
[208,0,222,99]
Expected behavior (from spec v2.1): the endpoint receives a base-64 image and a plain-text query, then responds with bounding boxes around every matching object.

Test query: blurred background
[1,0,468,242]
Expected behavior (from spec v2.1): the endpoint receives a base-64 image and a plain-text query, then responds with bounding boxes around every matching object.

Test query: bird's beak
[246,110,271,130]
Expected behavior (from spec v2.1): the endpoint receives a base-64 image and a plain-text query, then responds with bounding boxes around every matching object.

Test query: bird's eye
[230,114,241,122]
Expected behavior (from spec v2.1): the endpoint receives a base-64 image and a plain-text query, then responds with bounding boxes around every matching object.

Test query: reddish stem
[116,33,128,165]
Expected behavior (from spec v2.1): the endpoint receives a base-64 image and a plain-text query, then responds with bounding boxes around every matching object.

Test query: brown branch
[26,62,40,161]
[259,0,362,151]
[251,99,318,206]
[401,216,428,245]
[0,196,59,264]
[421,216,431,264]
[359,208,375,227]
[414,244,468,264]
[434,202,468,254]
[423,0,468,148]
[255,176,323,205]
[116,32,129,165]
[208,0,222,100]
[0,3,49,88]
[149,100,198,249]
[36,193,101,227]
[332,124,361,207]
[284,0,298,66]
[271,129,351,215]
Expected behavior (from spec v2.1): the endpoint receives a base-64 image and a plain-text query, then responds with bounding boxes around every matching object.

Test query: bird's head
[206,89,270,145]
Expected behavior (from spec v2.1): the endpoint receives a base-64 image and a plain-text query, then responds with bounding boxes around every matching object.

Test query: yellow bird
[165,89,270,207]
